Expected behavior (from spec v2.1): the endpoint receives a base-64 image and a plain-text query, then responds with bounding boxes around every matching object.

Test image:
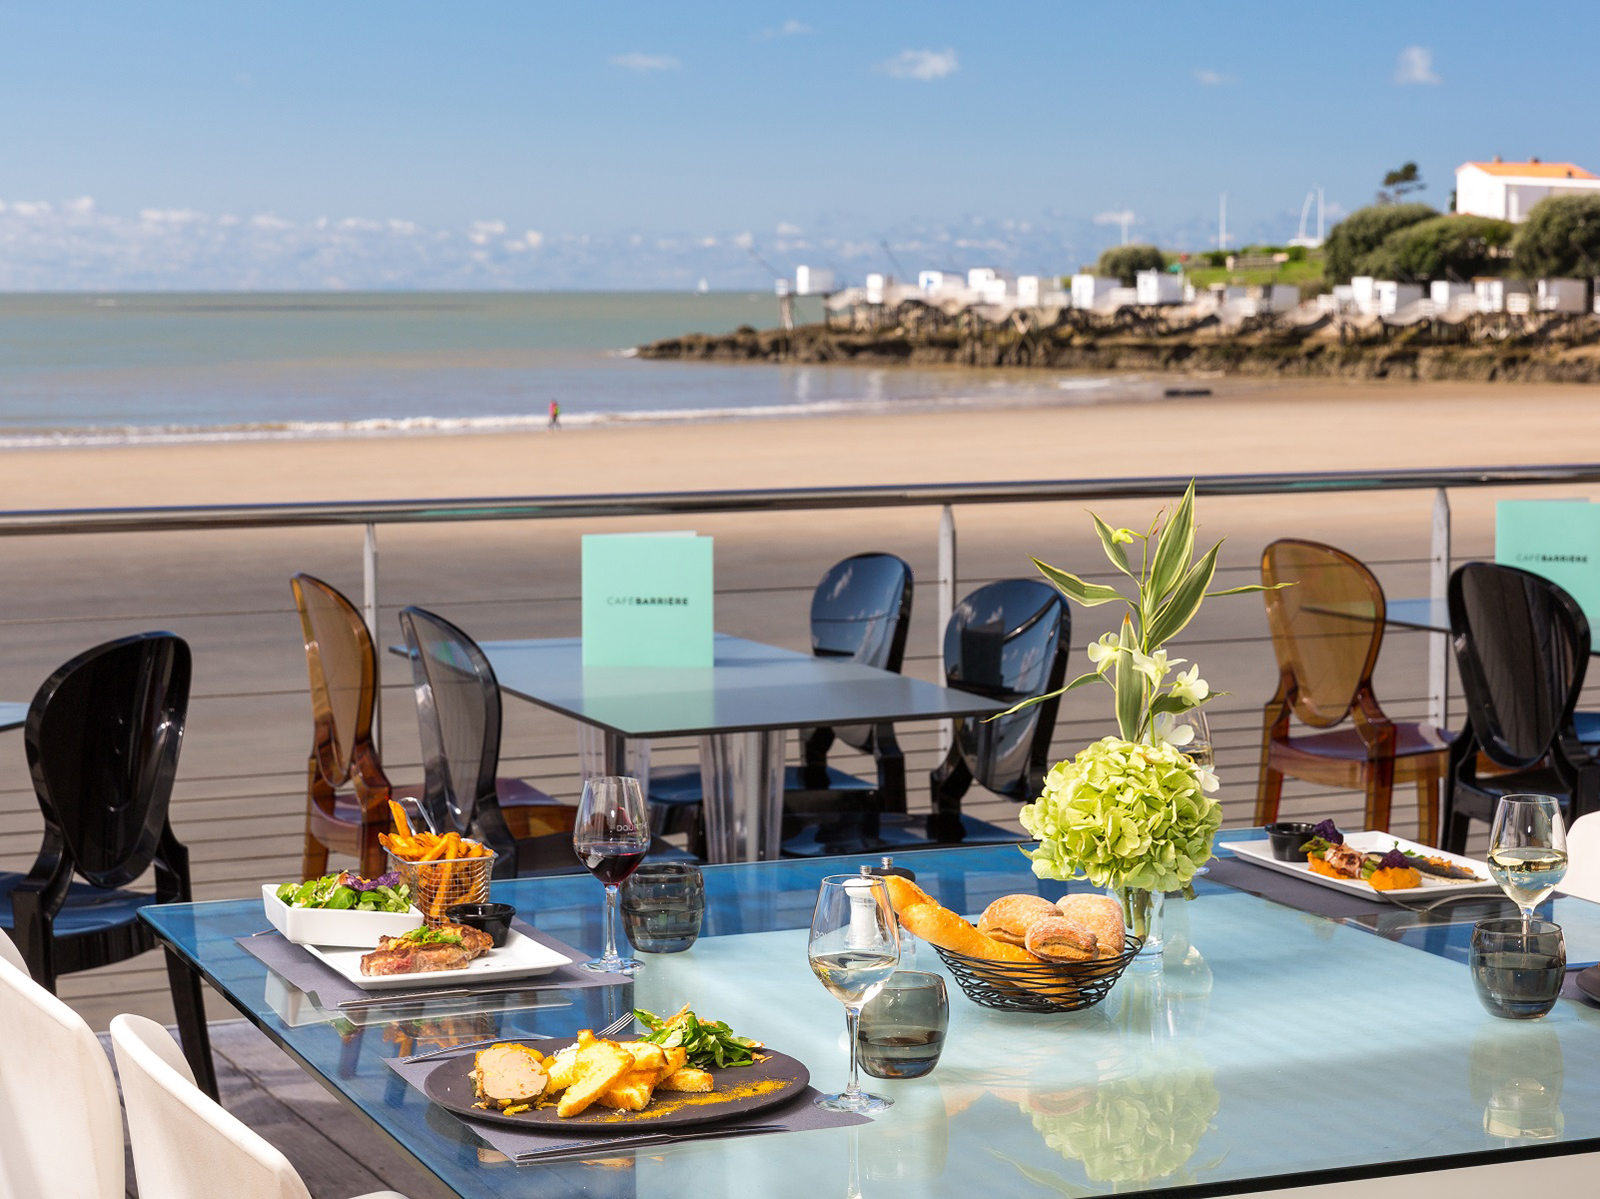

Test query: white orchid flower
[1152,711,1195,747]
[1110,527,1136,545]
[1085,633,1121,675]
[1170,665,1210,705]
[1195,762,1220,792]
[1131,647,1181,687]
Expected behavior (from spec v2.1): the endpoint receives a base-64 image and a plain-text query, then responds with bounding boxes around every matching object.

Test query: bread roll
[1056,894,1128,959]
[1023,915,1097,963]
[977,894,1061,946]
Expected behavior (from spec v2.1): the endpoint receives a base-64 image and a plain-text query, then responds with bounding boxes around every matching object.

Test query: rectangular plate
[303,928,573,991]
[1220,832,1502,904]
[261,883,424,948]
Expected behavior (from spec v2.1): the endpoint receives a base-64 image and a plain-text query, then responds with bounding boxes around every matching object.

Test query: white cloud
[1194,69,1234,86]
[250,213,292,230]
[13,201,53,217]
[63,196,96,215]
[699,235,718,247]
[524,229,544,249]
[388,219,418,235]
[610,52,680,72]
[1094,209,1136,227]
[468,219,506,245]
[878,48,958,81]
[733,231,754,250]
[757,18,811,38]
[776,221,804,236]
[1394,46,1440,85]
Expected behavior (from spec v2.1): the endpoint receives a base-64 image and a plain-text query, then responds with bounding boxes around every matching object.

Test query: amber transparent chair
[291,574,391,879]
[1255,539,1453,842]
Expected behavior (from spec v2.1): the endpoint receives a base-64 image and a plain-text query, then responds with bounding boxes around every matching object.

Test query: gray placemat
[1205,854,1398,920]
[238,920,630,1006]
[386,1050,870,1162]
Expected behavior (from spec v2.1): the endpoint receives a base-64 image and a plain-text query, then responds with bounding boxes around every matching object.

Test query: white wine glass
[808,874,900,1113]
[1488,794,1568,931]
[1170,707,1213,769]
[572,775,651,974]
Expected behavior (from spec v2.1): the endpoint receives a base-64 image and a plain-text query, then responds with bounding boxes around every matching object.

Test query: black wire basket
[932,934,1143,1013]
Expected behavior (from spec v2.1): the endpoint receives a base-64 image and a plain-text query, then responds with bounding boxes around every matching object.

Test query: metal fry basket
[388,849,494,927]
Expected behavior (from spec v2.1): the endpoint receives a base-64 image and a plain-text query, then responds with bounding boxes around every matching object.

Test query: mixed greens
[396,926,463,947]
[275,871,412,913]
[634,1005,763,1069]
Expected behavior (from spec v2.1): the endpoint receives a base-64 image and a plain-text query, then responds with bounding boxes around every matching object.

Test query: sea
[0,291,1160,446]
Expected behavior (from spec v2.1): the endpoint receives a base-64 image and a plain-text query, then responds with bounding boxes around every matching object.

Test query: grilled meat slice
[359,921,494,976]
[1322,842,1367,879]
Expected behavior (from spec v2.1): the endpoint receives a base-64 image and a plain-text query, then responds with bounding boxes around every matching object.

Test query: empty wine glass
[1488,795,1568,931]
[573,775,651,974]
[808,874,900,1113]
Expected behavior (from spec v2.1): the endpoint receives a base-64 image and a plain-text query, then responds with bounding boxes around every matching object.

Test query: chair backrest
[942,578,1069,797]
[1260,539,1385,729]
[291,574,378,788]
[1560,812,1600,903]
[111,1013,314,1199]
[25,631,191,890]
[1449,561,1590,769]
[809,553,913,670]
[398,606,501,837]
[0,941,125,1199]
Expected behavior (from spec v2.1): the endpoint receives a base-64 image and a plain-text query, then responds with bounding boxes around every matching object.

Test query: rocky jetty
[637,315,1600,384]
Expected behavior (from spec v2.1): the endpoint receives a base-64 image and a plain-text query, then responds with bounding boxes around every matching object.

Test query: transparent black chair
[0,632,216,1096]
[399,607,694,876]
[923,578,1071,845]
[1440,562,1600,852]
[646,553,916,858]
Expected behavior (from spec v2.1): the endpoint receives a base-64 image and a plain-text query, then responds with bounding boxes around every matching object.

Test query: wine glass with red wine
[573,775,651,974]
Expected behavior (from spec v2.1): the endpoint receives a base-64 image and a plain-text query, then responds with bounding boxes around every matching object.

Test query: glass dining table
[142,834,1600,1197]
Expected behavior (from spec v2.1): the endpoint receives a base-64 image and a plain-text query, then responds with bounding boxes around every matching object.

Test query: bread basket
[932,934,1142,1013]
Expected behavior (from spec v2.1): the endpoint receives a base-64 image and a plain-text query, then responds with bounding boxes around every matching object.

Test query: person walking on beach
[548,399,561,430]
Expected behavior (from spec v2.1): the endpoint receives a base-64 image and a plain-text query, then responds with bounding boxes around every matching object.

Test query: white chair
[110,1013,412,1199]
[1560,811,1600,903]
[0,930,125,1199]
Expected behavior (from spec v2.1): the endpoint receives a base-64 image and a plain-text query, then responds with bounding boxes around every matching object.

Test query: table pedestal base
[699,731,785,862]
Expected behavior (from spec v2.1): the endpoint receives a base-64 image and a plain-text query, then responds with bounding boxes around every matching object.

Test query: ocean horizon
[0,290,1158,446]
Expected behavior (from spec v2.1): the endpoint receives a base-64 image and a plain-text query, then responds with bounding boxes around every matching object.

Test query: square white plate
[302,928,573,991]
[1220,831,1501,904]
[261,884,424,948]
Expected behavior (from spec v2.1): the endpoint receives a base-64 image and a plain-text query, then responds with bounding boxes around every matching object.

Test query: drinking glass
[572,775,650,974]
[808,874,900,1113]
[620,862,705,953]
[1488,795,1568,929]
[1169,707,1213,768]
[857,970,948,1080]
[1470,917,1565,1020]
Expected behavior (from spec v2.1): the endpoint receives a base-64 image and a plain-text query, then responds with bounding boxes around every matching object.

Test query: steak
[359,921,494,976]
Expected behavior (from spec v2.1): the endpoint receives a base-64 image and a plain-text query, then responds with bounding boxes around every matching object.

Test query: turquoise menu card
[1495,499,1600,621]
[581,533,714,667]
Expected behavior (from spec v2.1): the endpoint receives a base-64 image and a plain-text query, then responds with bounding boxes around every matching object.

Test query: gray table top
[0,702,25,732]
[479,633,1008,738]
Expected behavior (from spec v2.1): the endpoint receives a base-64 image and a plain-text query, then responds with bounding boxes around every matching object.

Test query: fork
[400,1010,636,1064]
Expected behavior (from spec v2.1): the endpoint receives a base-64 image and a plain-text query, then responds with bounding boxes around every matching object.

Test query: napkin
[238,920,631,1007]
[386,1051,871,1162]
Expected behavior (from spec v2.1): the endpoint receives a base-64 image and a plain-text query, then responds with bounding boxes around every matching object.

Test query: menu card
[581,532,714,667]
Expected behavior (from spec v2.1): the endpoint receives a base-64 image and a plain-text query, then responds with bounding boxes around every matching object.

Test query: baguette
[882,877,1040,964]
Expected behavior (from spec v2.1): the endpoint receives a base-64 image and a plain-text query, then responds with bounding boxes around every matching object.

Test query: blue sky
[1,2,1596,289]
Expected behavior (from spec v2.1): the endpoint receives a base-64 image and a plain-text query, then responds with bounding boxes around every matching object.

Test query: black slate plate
[1574,964,1600,1005]
[424,1037,810,1133]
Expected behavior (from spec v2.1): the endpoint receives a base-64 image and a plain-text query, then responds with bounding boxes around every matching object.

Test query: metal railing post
[937,504,957,756]
[1428,488,1451,729]
[364,521,380,751]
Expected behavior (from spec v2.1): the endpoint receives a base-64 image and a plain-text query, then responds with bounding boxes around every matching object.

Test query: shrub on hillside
[1511,195,1600,279]
[1356,215,1513,282]
[1323,203,1436,282]
[1096,244,1166,285]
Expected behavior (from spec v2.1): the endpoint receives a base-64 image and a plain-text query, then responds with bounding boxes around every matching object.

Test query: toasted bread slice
[623,1041,669,1080]
[544,1043,580,1092]
[556,1039,634,1117]
[596,1069,658,1112]
[661,1046,688,1077]
[658,1066,713,1093]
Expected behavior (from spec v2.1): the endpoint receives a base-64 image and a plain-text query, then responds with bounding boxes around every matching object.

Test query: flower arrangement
[1017,482,1268,902]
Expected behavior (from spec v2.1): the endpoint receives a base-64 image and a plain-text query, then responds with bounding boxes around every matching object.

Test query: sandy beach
[4,374,1598,1025]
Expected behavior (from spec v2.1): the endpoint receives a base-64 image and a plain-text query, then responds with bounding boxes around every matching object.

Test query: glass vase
[1110,884,1165,963]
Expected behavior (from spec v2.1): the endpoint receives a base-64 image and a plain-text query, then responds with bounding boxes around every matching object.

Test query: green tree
[1511,194,1600,278]
[1096,244,1166,285]
[1355,215,1514,282]
[1322,203,1436,283]
[1377,162,1425,204]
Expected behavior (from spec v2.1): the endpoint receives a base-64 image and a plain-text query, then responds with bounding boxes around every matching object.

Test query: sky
[1,1,1597,290]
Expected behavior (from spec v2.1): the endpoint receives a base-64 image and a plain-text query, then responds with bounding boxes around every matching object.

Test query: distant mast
[696,277,709,295]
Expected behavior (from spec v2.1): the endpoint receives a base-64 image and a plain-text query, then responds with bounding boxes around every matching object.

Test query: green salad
[275,871,412,913]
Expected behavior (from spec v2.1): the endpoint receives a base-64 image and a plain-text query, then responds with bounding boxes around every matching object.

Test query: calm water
[0,292,1155,444]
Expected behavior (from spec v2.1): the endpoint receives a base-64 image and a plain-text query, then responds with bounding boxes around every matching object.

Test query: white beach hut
[1135,270,1184,306]
[1071,274,1118,310]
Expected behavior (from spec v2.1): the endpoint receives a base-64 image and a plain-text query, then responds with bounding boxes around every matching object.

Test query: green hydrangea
[1019,736,1221,893]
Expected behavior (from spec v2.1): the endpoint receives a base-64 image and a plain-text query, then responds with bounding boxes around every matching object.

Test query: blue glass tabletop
[143,840,1600,1198]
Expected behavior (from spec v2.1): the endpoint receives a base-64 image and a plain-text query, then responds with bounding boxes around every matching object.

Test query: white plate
[1220,831,1502,903]
[261,884,423,948]
[302,928,573,991]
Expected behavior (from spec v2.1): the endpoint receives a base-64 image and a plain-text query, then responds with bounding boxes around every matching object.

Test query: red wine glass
[573,775,651,974]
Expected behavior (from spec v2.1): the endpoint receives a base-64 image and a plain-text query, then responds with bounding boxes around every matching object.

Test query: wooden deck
[104,1019,456,1199]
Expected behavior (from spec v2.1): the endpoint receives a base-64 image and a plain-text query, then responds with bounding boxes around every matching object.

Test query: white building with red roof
[1455,156,1600,222]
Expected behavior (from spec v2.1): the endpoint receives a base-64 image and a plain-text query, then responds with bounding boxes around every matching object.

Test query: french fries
[380,807,492,924]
